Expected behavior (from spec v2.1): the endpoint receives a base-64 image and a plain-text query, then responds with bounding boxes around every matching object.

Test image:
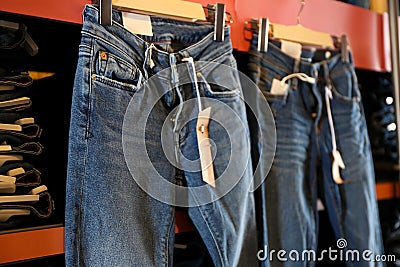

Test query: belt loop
[291,60,300,89]
[322,61,331,87]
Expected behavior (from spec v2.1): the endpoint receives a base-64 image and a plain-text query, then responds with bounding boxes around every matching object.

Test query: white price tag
[122,12,153,36]
[271,78,289,95]
[196,107,215,187]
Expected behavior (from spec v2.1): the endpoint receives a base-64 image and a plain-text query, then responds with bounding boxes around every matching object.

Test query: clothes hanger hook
[296,0,306,25]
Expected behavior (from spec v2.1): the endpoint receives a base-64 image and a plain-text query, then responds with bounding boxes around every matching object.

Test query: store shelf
[0,216,195,265]
[0,179,396,265]
[0,224,64,265]
[376,180,400,201]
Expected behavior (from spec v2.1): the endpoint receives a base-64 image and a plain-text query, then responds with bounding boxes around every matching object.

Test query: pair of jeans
[65,5,258,267]
[0,134,43,156]
[0,69,32,111]
[0,190,54,229]
[0,123,42,140]
[0,22,37,67]
[247,37,384,266]
[338,0,370,9]
[0,69,32,88]
[0,110,32,123]
[0,161,41,188]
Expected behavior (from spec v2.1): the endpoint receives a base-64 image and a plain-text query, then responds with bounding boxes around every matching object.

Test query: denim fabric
[247,37,384,266]
[65,5,258,267]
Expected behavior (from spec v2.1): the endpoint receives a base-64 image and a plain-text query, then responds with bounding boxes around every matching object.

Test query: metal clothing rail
[387,0,400,169]
[0,0,392,72]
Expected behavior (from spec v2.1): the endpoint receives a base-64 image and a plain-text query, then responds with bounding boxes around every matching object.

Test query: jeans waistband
[249,34,352,77]
[82,5,233,66]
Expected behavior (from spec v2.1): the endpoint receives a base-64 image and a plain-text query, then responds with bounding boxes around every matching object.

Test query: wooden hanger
[99,0,226,41]
[245,15,349,61]
[111,0,206,22]
[269,0,334,49]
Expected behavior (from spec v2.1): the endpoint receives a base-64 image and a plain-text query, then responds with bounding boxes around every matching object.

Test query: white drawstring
[325,87,337,151]
[143,43,156,80]
[325,86,345,184]
[182,57,203,112]
[280,72,316,85]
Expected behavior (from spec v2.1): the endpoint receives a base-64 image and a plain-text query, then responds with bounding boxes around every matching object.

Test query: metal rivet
[199,124,205,133]
[325,51,331,59]
[100,52,107,60]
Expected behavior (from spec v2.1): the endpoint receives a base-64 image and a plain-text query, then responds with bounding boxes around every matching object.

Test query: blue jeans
[65,5,258,266]
[339,0,370,9]
[247,38,384,266]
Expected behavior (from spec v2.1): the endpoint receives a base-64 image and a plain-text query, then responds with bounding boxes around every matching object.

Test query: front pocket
[197,69,241,99]
[93,50,142,91]
[329,63,361,103]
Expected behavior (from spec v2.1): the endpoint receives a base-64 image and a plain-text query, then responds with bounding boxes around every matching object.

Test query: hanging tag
[281,40,302,60]
[332,150,345,184]
[14,117,35,125]
[0,123,22,132]
[0,145,12,152]
[271,78,289,95]
[7,167,25,177]
[121,12,153,36]
[29,185,48,195]
[196,107,215,187]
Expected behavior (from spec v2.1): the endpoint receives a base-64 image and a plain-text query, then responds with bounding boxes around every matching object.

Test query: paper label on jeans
[0,145,12,152]
[196,107,215,187]
[29,185,47,195]
[7,167,25,177]
[0,85,15,91]
[0,123,22,132]
[0,175,16,183]
[281,40,302,60]
[14,117,34,125]
[317,198,325,211]
[271,79,289,95]
[122,12,153,36]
